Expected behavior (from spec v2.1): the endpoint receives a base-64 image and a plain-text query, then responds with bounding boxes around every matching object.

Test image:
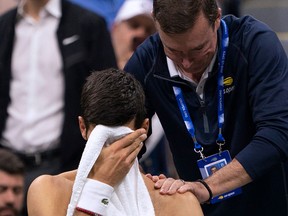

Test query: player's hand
[88,128,147,186]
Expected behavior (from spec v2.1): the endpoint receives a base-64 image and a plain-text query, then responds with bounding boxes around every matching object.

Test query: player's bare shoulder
[27,171,76,216]
[142,175,203,216]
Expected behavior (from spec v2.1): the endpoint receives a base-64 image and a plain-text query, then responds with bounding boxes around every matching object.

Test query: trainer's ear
[215,7,222,30]
[78,116,87,140]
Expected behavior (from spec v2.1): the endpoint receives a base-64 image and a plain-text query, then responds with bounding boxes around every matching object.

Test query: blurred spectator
[111,0,156,69]
[0,149,25,216]
[111,0,176,177]
[69,0,125,30]
[0,0,117,215]
[0,0,18,15]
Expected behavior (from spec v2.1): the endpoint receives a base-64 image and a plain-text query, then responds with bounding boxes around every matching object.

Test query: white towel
[66,125,155,216]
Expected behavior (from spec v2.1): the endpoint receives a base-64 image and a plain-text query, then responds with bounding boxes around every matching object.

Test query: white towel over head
[66,125,155,216]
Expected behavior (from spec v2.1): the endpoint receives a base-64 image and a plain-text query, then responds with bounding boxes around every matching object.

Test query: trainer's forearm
[205,158,252,197]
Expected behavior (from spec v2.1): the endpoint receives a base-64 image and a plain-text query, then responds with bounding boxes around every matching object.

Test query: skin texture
[27,118,203,216]
[23,0,50,20]
[149,8,253,203]
[0,171,24,216]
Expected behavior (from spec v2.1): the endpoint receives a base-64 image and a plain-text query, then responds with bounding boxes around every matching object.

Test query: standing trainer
[124,0,288,215]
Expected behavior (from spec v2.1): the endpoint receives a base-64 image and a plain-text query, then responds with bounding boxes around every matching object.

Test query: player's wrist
[75,207,102,216]
[77,178,114,215]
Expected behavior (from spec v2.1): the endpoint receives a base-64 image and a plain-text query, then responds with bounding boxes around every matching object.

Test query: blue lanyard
[173,20,229,159]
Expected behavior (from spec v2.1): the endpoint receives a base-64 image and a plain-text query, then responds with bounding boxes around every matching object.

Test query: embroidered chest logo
[223,77,235,94]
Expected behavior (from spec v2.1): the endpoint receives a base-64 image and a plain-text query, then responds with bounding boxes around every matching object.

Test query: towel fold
[66,125,155,216]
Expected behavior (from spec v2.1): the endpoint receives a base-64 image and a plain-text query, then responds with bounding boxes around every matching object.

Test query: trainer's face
[157,10,221,76]
[0,171,24,216]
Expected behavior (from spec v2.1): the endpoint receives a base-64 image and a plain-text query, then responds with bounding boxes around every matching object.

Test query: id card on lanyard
[173,20,242,204]
[197,150,242,204]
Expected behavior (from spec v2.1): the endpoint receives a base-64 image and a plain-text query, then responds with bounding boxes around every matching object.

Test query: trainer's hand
[178,181,211,204]
[145,173,166,183]
[146,174,186,195]
[88,128,147,186]
[149,175,211,203]
[156,178,187,195]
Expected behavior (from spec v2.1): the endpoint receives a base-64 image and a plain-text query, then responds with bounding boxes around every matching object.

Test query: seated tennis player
[27,68,203,216]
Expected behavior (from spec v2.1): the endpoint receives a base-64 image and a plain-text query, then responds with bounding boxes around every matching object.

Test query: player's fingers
[113,128,147,150]
[125,141,144,164]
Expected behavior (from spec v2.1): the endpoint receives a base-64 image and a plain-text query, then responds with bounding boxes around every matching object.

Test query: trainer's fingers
[166,179,186,195]
[158,174,167,179]
[144,174,166,183]
[177,183,192,194]
[154,178,170,189]
[157,178,176,193]
[145,173,153,179]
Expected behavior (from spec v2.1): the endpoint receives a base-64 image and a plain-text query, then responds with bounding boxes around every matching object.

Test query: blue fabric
[69,0,125,30]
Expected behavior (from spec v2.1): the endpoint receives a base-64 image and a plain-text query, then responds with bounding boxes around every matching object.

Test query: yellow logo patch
[223,77,233,86]
[218,195,224,200]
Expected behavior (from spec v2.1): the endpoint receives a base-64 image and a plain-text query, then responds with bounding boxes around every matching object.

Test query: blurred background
[242,0,288,56]
[1,0,287,54]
